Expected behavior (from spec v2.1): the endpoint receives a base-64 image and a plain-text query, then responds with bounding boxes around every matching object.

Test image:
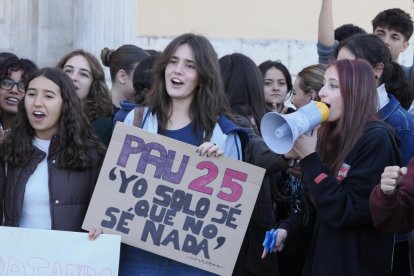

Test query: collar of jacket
[379,94,400,121]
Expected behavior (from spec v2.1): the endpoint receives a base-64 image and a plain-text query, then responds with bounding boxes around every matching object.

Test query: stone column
[0,0,39,62]
[0,0,138,68]
[73,0,138,63]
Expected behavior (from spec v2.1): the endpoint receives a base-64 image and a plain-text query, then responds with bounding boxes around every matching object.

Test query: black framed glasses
[0,78,25,93]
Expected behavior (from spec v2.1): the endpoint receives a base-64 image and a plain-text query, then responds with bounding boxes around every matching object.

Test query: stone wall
[1,0,413,78]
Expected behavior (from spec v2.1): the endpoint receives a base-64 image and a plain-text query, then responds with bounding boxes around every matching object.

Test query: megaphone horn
[260,101,330,154]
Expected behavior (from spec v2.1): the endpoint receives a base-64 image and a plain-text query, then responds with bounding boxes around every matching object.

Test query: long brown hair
[145,33,233,140]
[57,50,112,121]
[1,68,105,169]
[318,59,379,174]
[219,53,266,132]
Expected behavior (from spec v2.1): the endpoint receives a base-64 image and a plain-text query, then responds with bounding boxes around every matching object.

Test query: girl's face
[164,43,199,104]
[25,76,63,140]
[263,67,289,108]
[374,26,409,62]
[0,69,25,115]
[63,55,93,101]
[319,66,343,122]
[291,77,312,109]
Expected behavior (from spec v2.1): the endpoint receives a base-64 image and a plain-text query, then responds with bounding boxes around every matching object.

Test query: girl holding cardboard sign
[122,33,247,275]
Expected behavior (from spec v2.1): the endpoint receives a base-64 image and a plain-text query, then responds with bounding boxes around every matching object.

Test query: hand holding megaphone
[291,125,319,159]
[261,101,330,154]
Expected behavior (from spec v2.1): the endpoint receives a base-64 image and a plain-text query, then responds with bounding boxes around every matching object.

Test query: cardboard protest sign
[82,122,265,275]
[0,226,120,275]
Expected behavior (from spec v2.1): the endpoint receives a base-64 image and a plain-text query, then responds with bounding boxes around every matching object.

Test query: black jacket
[0,135,104,232]
[300,121,400,276]
[233,115,303,276]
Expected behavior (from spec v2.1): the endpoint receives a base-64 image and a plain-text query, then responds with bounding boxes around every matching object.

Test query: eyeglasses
[0,78,25,93]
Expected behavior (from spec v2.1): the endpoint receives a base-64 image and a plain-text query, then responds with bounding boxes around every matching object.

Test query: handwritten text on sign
[82,122,264,275]
[0,226,120,276]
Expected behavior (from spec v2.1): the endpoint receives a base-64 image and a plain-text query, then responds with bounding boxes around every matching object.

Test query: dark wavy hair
[56,49,112,121]
[145,33,233,141]
[318,59,379,173]
[219,53,266,132]
[372,8,413,41]
[0,56,38,86]
[0,52,17,67]
[0,57,38,124]
[333,34,413,109]
[0,67,105,169]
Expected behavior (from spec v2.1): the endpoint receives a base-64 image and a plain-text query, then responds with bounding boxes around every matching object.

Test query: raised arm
[317,0,337,64]
[318,0,335,47]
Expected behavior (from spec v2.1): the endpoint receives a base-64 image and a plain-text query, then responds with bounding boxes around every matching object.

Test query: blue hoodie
[112,100,139,131]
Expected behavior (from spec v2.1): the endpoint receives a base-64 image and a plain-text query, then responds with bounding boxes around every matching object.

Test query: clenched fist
[380,166,408,195]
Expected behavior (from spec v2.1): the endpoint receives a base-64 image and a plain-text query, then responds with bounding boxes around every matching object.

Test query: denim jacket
[379,94,414,166]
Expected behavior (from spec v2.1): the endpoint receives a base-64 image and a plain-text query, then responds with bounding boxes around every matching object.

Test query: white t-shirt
[19,137,52,229]
[377,83,390,110]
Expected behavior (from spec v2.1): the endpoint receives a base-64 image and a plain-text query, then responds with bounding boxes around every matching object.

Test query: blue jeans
[119,244,217,276]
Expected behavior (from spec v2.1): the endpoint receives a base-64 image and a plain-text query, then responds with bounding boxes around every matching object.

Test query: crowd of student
[1,1,414,275]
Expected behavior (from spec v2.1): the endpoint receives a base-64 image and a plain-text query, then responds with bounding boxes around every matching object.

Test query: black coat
[0,136,104,232]
[233,115,304,276]
[301,121,400,276]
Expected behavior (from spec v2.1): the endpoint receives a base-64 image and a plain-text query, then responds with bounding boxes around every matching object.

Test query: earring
[374,75,379,79]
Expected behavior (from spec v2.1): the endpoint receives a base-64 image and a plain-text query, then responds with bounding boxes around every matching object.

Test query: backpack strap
[133,106,145,128]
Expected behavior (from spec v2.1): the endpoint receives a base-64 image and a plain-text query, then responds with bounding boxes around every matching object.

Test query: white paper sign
[0,226,121,276]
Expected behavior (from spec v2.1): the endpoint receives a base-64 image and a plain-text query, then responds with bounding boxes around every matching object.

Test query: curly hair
[0,56,38,86]
[145,33,233,141]
[0,52,17,67]
[0,67,105,170]
[56,50,112,121]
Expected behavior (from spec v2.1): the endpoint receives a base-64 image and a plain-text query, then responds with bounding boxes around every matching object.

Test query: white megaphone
[261,101,330,154]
